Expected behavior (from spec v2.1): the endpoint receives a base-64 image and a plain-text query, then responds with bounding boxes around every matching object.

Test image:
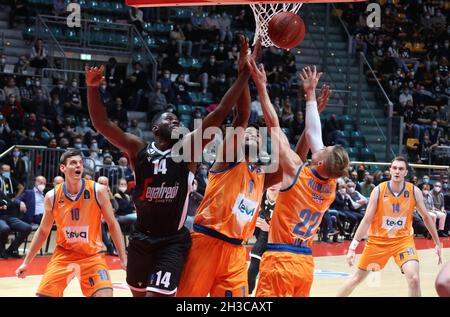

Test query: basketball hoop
[250,3,303,48]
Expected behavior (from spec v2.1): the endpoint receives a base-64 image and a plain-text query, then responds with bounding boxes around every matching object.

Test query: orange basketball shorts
[358,235,419,272]
[37,246,112,297]
[256,244,314,297]
[177,230,248,297]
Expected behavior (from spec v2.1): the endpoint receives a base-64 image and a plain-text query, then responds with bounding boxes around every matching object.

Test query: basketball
[267,12,306,49]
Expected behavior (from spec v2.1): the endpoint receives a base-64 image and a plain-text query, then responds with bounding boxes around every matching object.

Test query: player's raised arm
[298,66,324,154]
[86,66,146,168]
[414,186,442,265]
[97,184,127,270]
[295,84,331,161]
[16,191,56,278]
[213,37,257,168]
[249,58,301,180]
[346,186,379,267]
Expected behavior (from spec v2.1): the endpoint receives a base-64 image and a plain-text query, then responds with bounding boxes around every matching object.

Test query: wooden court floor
[0,241,447,297]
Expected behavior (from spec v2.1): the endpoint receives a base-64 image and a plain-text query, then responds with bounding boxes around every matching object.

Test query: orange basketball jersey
[50,179,104,256]
[194,161,265,241]
[368,181,416,238]
[269,164,336,248]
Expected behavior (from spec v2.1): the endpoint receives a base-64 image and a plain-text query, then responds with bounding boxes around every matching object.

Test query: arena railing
[0,146,126,191]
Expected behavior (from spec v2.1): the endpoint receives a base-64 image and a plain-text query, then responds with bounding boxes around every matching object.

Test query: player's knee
[92,288,113,297]
[406,274,420,288]
[435,275,450,296]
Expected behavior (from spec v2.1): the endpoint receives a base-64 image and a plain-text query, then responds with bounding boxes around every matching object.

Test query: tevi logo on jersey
[233,193,258,222]
[63,226,89,243]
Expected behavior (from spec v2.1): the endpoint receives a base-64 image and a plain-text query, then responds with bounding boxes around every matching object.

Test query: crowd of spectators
[340,0,449,164]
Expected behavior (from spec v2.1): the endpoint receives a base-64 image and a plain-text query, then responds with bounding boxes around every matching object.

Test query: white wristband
[349,239,359,251]
[306,100,318,108]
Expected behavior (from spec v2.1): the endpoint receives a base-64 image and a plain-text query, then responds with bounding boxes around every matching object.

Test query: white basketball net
[250,3,303,48]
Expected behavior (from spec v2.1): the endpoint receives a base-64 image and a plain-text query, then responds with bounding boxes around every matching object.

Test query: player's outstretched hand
[346,249,356,267]
[298,65,323,93]
[317,84,331,113]
[249,59,267,88]
[85,65,105,87]
[251,37,262,62]
[435,244,442,265]
[238,35,250,73]
[16,263,28,279]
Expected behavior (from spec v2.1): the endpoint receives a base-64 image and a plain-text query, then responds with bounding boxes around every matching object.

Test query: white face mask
[348,187,355,193]
[192,184,198,192]
[339,189,346,195]
[118,186,127,193]
[37,184,46,192]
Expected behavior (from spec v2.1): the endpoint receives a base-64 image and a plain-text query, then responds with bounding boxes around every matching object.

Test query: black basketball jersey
[133,142,194,236]
[258,191,275,222]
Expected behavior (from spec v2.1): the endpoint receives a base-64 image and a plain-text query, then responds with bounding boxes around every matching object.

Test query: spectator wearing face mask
[195,164,209,196]
[85,148,102,174]
[14,176,46,225]
[117,157,134,182]
[210,73,229,100]
[346,180,368,214]
[68,80,82,114]
[424,121,443,160]
[114,178,137,231]
[359,174,375,199]
[422,184,445,238]
[74,118,97,138]
[4,147,26,184]
[431,182,449,237]
[72,137,89,153]
[173,84,193,106]
[97,154,120,187]
[23,129,41,146]
[332,183,362,239]
[50,79,68,104]
[19,77,34,111]
[0,164,24,200]
[418,175,433,191]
